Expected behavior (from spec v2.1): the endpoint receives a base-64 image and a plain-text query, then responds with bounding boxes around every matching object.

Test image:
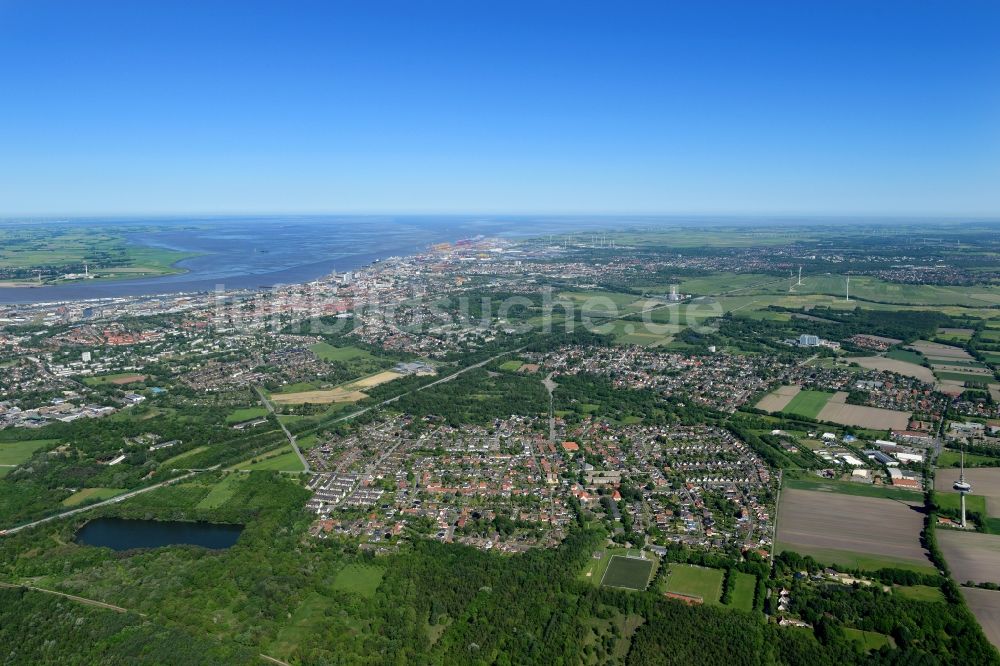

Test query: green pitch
[601,556,654,590]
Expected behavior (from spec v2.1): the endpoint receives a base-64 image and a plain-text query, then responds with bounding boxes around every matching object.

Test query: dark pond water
[75,517,243,551]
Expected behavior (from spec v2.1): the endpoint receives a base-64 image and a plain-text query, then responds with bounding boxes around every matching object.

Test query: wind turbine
[845,276,850,302]
[953,445,973,529]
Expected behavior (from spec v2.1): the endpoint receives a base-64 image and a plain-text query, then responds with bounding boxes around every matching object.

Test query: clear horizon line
[2,210,999,221]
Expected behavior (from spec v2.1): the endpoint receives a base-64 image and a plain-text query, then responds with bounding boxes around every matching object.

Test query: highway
[1,470,199,536]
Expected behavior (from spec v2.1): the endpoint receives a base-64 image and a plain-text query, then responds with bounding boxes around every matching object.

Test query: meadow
[225,407,269,424]
[195,474,245,509]
[843,628,894,652]
[61,487,126,507]
[0,439,58,470]
[893,585,946,603]
[730,572,757,612]
[233,448,304,472]
[783,275,1000,308]
[308,342,373,362]
[331,563,385,597]
[83,373,147,386]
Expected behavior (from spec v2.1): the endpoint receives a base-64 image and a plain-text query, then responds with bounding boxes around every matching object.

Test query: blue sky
[1,0,998,216]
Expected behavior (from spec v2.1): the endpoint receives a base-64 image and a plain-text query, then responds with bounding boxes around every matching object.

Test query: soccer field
[601,556,653,590]
[664,564,725,604]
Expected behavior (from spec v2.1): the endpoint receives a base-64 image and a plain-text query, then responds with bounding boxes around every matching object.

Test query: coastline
[0,256,198,290]
[0,242,424,305]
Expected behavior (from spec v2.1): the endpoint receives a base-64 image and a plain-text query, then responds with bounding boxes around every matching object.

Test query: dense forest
[717,307,955,350]
[0,587,256,665]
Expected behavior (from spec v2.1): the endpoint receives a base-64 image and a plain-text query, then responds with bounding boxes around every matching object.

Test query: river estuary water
[2,215,641,304]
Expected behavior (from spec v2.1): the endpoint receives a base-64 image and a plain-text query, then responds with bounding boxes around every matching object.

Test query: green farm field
[605,319,678,346]
[783,474,923,501]
[644,268,1000,308]
[161,445,209,468]
[782,390,833,419]
[937,450,1000,468]
[935,371,997,383]
[774,543,935,574]
[886,348,926,365]
[935,492,988,517]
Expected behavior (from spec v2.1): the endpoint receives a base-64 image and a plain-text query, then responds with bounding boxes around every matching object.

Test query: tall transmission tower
[953,445,973,529]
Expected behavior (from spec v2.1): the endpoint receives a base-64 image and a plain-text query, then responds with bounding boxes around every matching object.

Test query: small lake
[75,518,243,551]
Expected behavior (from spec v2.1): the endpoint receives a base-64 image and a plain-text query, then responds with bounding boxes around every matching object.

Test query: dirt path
[0,580,141,615]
